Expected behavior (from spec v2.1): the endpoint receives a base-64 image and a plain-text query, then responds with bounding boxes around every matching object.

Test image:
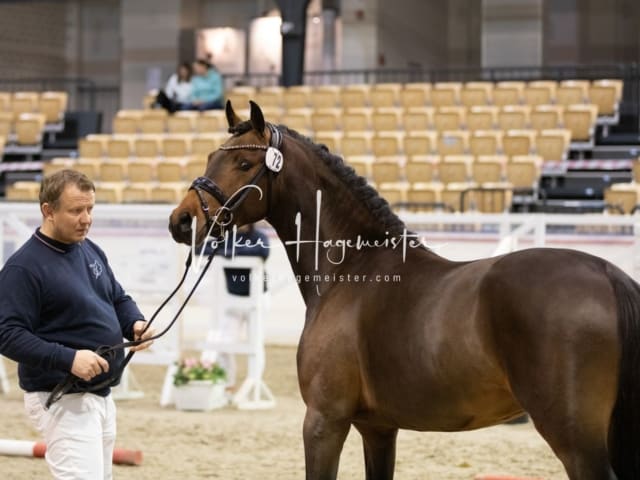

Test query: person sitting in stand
[156,59,223,113]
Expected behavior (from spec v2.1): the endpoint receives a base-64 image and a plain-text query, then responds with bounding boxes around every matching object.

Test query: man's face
[42,184,95,244]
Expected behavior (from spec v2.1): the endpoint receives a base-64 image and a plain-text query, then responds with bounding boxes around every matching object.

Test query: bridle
[190,122,283,237]
[45,123,284,408]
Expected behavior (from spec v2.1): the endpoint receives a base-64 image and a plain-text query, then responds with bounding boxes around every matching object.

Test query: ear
[225,100,242,128]
[249,100,265,135]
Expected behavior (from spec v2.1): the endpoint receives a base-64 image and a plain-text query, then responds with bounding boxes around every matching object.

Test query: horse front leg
[354,423,398,480]
[303,407,351,480]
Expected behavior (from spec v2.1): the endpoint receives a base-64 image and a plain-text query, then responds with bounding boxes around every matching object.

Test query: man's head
[192,59,209,76]
[39,169,95,244]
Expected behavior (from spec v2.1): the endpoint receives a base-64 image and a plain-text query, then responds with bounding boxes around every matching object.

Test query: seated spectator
[164,62,193,104]
[156,59,224,113]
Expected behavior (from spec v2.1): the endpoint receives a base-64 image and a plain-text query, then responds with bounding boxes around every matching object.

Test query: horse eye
[239,160,252,171]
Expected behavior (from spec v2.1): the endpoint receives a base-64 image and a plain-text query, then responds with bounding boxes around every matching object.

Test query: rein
[45,123,284,408]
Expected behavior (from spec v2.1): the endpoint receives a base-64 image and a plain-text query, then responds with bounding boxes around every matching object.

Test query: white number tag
[265,147,284,172]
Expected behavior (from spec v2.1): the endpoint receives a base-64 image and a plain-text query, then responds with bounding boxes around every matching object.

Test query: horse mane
[228,121,407,236]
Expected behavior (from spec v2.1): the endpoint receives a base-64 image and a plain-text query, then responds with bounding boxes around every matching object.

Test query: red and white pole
[0,439,143,465]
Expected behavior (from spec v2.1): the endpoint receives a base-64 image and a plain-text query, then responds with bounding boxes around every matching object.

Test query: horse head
[169,100,281,246]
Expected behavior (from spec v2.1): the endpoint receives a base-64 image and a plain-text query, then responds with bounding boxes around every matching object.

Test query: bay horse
[169,101,640,480]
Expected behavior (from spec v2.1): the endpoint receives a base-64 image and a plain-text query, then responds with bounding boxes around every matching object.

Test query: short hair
[39,169,95,209]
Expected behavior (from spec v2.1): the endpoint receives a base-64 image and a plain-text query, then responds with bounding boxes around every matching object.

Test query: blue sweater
[0,229,144,395]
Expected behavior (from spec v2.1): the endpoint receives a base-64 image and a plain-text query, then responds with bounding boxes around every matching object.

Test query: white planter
[174,380,227,411]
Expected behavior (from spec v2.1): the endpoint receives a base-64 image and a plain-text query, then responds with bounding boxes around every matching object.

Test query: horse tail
[607,264,640,479]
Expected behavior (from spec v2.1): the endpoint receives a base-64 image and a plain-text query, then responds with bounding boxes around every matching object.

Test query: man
[0,169,154,479]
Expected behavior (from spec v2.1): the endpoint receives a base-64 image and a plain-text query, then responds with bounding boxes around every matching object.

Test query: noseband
[189,123,283,235]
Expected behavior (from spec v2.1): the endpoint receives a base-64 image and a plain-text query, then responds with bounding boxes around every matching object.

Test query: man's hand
[71,350,109,382]
[129,321,155,352]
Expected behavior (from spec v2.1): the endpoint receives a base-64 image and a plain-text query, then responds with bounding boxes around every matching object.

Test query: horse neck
[265,135,406,303]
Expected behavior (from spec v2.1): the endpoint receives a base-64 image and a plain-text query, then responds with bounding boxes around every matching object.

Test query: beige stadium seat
[523,81,557,106]
[433,106,466,131]
[0,111,13,137]
[38,94,65,124]
[377,184,408,208]
[406,182,444,211]
[123,183,153,203]
[163,136,192,158]
[343,108,372,132]
[78,138,105,158]
[472,157,504,184]
[254,86,284,109]
[400,83,431,108]
[0,92,11,112]
[134,136,162,157]
[470,130,503,156]
[341,132,373,156]
[226,87,256,108]
[589,79,622,118]
[112,115,138,134]
[43,157,74,177]
[437,130,469,156]
[498,105,531,130]
[344,156,372,179]
[403,131,437,156]
[12,92,38,116]
[139,113,166,134]
[503,129,537,157]
[405,156,439,184]
[371,159,403,185]
[5,181,41,201]
[372,131,404,157]
[283,86,312,110]
[530,105,564,131]
[311,108,342,132]
[15,113,45,145]
[492,81,525,107]
[604,183,640,214]
[128,159,156,182]
[192,135,220,156]
[168,112,197,133]
[157,159,185,183]
[151,183,188,203]
[370,83,402,108]
[314,131,342,153]
[186,159,207,180]
[506,155,542,189]
[564,104,598,143]
[340,84,371,108]
[283,108,312,131]
[633,160,640,183]
[95,182,125,203]
[431,82,462,107]
[536,129,571,162]
[461,82,493,107]
[442,182,477,212]
[310,85,341,109]
[466,106,498,131]
[143,90,157,109]
[99,159,129,182]
[556,80,589,106]
[73,158,101,180]
[261,107,284,125]
[107,136,134,158]
[403,107,434,132]
[372,107,402,131]
[196,113,225,133]
[473,185,513,213]
[439,155,473,184]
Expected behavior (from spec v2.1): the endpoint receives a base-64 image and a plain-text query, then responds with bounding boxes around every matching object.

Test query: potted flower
[173,358,227,411]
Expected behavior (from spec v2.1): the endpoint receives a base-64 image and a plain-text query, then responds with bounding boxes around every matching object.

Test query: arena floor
[0,346,568,479]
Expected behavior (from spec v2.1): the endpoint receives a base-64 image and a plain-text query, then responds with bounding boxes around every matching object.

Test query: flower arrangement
[173,358,226,387]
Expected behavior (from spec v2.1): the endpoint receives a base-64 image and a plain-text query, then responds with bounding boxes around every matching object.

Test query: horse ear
[249,100,265,135]
[225,100,242,128]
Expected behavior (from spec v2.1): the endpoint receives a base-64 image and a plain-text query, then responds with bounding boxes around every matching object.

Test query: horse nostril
[178,212,192,233]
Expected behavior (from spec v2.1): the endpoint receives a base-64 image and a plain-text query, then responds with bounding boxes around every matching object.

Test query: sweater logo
[89,260,103,279]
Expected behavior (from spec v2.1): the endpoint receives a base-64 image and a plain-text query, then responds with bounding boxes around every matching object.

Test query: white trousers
[24,391,117,480]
